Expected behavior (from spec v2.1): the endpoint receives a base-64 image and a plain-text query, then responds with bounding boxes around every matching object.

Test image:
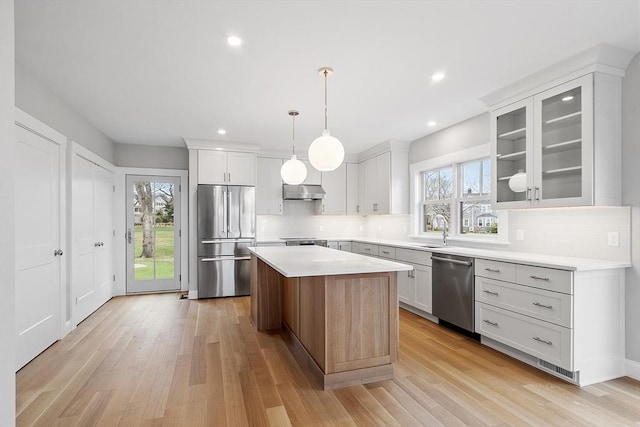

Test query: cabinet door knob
[54,249,63,256]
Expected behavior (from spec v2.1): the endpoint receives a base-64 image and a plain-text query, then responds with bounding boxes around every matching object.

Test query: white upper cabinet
[318,163,346,215]
[346,163,359,215]
[491,72,622,209]
[359,149,409,215]
[256,157,283,215]
[198,150,255,185]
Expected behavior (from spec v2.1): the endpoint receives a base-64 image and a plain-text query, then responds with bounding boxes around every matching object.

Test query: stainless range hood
[283,184,326,200]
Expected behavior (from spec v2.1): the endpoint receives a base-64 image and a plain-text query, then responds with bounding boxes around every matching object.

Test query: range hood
[283,184,326,200]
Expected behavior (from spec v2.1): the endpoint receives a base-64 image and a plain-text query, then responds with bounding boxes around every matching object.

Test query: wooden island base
[250,256,399,390]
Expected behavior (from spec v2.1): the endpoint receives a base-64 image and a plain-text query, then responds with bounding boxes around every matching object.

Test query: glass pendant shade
[280,154,307,185]
[308,130,344,172]
[508,170,527,193]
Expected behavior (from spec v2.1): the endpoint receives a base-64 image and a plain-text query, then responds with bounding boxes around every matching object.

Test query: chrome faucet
[434,214,448,247]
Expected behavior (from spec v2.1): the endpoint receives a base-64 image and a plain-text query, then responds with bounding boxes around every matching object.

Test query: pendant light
[308,67,344,171]
[280,110,307,185]
[508,169,527,193]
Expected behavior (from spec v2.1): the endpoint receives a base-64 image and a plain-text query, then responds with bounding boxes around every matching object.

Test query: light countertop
[255,237,630,271]
[248,245,413,278]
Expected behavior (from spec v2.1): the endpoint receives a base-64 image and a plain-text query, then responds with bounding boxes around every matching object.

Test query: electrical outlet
[607,232,619,247]
[359,225,364,231]
[516,229,524,241]
[260,225,265,233]
[319,225,324,232]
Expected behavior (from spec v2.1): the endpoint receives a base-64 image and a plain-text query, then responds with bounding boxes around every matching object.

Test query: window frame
[412,145,501,241]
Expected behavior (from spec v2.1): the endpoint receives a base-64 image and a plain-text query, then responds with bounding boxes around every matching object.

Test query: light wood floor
[16,293,640,426]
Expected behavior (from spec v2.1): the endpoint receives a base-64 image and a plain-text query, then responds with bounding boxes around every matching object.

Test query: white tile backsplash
[258,203,631,263]
[507,206,631,262]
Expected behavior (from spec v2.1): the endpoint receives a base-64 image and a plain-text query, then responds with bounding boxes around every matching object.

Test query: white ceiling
[15,1,640,155]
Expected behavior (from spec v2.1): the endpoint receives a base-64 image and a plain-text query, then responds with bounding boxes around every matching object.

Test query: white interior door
[126,175,181,293]
[15,125,61,370]
[73,155,113,324]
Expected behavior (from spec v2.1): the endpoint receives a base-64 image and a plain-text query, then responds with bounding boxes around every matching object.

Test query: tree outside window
[421,167,452,233]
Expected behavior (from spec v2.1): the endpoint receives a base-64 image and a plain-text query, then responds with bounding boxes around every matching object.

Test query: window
[420,158,498,237]
[459,159,496,235]
[421,167,452,232]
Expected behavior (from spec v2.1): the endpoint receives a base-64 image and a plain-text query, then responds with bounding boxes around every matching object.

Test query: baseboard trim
[188,290,198,300]
[626,359,640,381]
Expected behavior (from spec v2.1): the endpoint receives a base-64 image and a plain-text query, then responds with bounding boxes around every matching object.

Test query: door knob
[54,249,63,256]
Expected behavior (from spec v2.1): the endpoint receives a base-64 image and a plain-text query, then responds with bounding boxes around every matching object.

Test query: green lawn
[134,225,175,280]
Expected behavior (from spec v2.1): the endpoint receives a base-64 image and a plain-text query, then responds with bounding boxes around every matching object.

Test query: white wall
[15,63,116,163]
[621,51,640,363]
[410,113,489,164]
[0,1,16,424]
[114,143,188,170]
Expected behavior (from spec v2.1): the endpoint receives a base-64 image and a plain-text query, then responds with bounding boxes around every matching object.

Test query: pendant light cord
[292,113,296,156]
[323,69,328,130]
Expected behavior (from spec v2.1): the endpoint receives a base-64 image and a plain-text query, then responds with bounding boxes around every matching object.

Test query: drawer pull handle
[529,275,550,281]
[533,337,553,346]
[485,268,501,273]
[365,248,371,251]
[382,250,389,254]
[483,319,499,327]
[483,290,499,296]
[533,302,553,309]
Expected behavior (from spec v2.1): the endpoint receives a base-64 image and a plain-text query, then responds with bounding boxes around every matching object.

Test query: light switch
[607,232,619,247]
[516,229,524,241]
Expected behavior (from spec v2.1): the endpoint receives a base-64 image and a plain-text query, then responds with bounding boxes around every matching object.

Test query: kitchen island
[248,245,412,390]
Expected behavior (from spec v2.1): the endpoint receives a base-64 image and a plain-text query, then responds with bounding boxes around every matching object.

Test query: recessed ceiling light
[217,129,227,135]
[427,121,437,127]
[562,95,574,102]
[431,72,445,82]
[227,36,242,46]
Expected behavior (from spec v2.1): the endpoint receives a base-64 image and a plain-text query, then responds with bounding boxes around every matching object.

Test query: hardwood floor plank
[265,405,293,427]
[15,293,640,427]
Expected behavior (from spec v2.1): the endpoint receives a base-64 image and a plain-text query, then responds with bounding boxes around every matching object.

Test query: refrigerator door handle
[200,256,251,262]
[222,190,228,235]
[227,189,231,234]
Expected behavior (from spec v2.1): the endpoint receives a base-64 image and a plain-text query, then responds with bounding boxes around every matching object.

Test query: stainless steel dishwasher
[432,253,475,333]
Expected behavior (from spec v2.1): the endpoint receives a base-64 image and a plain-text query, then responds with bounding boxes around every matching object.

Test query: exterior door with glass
[126,175,181,293]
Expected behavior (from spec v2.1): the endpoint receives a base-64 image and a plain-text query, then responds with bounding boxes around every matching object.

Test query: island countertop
[248,245,413,277]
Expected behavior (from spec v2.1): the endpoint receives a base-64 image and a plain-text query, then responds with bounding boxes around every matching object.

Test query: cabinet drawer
[475,259,516,283]
[475,303,572,371]
[378,245,396,259]
[475,277,573,328]
[395,248,431,267]
[358,243,379,257]
[516,265,572,294]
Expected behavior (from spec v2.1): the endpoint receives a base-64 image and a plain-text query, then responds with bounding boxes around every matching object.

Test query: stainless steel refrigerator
[197,185,255,298]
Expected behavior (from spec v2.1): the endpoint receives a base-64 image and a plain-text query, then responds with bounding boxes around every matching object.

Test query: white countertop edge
[248,246,413,278]
[255,237,630,271]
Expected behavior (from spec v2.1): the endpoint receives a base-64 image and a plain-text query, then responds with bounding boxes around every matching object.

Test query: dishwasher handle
[431,255,472,266]
[201,256,251,262]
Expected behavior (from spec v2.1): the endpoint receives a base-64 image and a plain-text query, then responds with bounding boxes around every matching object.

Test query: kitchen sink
[416,244,445,249]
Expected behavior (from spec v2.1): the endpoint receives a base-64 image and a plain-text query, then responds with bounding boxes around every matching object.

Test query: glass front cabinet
[492,73,620,209]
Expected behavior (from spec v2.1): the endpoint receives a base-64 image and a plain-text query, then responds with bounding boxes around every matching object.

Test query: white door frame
[15,108,68,340]
[114,167,189,296]
[125,174,181,293]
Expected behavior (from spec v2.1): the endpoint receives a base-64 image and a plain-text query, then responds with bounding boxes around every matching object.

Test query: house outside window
[459,159,497,235]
